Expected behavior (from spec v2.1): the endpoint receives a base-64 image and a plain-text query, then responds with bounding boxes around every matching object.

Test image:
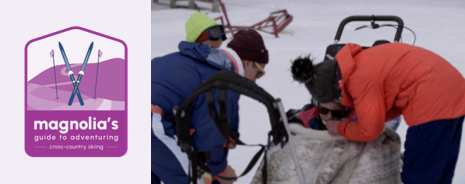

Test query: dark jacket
[151,41,241,175]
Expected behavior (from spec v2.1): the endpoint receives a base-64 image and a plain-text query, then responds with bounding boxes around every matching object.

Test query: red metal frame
[214,0,293,38]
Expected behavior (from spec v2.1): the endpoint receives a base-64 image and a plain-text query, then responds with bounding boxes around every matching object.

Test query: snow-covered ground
[152,0,465,183]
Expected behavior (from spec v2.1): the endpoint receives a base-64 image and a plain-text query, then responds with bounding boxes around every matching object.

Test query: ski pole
[276,99,305,184]
[58,42,84,106]
[93,50,102,100]
[68,42,94,106]
[51,50,59,101]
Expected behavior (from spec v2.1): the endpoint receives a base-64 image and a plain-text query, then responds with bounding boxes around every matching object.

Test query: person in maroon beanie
[227,29,269,82]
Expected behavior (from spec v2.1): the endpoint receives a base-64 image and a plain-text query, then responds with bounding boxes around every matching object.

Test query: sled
[174,70,306,184]
[324,15,406,61]
[214,0,293,38]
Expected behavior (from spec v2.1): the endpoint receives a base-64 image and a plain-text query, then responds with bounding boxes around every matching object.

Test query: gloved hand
[223,140,236,149]
[217,165,237,184]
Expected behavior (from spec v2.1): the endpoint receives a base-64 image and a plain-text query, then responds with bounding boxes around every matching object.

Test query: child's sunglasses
[317,106,345,118]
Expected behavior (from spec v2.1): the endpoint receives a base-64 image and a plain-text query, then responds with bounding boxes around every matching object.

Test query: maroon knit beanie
[227,29,269,64]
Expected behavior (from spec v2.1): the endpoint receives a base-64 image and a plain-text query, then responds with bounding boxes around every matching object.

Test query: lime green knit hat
[185,12,219,42]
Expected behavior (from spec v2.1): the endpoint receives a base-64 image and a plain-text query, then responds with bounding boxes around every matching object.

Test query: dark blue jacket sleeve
[308,118,322,130]
[190,89,240,175]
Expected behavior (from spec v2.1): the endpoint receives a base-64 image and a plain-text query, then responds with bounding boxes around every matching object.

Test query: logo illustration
[25,27,127,157]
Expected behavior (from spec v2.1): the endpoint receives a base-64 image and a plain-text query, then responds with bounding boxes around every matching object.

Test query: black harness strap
[218,144,266,180]
[206,88,265,182]
[206,89,245,146]
[175,70,289,184]
[186,149,211,184]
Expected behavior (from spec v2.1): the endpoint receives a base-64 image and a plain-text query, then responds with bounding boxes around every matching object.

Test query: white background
[1,0,150,183]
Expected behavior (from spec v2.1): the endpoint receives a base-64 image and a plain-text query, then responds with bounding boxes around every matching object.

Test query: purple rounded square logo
[25,26,128,157]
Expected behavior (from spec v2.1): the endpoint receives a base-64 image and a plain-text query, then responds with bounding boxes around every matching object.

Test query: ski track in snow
[152,1,465,183]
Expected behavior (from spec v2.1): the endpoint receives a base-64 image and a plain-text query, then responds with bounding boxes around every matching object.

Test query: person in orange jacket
[291,42,465,184]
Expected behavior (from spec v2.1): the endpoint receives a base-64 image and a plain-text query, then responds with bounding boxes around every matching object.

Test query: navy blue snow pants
[401,115,464,184]
[151,113,189,184]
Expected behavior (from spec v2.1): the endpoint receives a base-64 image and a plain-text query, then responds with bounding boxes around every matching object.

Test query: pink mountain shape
[27,58,126,110]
